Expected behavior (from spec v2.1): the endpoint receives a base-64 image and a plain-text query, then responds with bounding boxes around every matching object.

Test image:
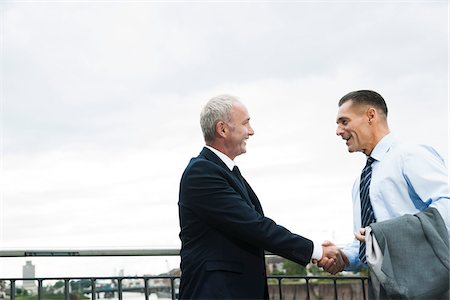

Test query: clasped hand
[354,227,367,242]
[315,241,349,275]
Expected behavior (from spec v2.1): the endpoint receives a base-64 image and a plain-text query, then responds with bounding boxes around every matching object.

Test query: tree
[283,260,307,276]
[53,281,64,289]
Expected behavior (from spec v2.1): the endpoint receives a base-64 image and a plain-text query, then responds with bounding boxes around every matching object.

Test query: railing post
[278,277,282,300]
[333,278,338,300]
[10,280,15,300]
[305,278,310,300]
[362,277,367,300]
[64,279,70,300]
[118,277,123,300]
[170,277,176,300]
[144,277,149,300]
[37,279,43,300]
[91,278,96,300]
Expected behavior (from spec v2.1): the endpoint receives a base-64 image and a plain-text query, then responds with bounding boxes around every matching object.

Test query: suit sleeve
[179,159,314,266]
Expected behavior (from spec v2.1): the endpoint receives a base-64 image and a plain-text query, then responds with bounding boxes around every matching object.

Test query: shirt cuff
[311,240,323,261]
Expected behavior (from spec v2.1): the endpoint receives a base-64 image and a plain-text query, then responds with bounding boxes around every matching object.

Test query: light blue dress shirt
[342,133,450,271]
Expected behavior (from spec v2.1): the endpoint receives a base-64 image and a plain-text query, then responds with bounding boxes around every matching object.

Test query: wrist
[311,240,323,261]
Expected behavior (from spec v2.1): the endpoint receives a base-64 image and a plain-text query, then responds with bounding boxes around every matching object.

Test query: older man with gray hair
[178,94,347,299]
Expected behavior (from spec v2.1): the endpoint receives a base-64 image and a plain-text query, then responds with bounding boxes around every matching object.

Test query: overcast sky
[0,1,448,278]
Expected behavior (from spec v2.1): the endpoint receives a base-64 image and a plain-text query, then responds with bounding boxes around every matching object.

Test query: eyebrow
[336,116,348,124]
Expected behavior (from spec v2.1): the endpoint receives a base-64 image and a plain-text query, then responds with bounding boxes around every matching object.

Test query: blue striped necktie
[359,156,376,264]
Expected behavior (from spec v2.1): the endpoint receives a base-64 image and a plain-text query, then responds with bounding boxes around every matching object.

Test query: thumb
[321,240,335,246]
[354,232,365,242]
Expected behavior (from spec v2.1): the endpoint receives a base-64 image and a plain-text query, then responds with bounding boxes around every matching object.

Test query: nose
[336,125,344,136]
[248,125,255,136]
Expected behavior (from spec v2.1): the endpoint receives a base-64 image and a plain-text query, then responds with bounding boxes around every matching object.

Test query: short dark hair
[338,90,388,117]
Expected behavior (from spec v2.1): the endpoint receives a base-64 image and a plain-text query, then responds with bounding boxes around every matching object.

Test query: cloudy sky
[0,1,448,277]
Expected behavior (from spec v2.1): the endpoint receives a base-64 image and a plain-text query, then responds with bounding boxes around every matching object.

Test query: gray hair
[200,94,239,143]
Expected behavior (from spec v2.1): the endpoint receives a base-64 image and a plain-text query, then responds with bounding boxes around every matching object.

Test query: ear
[216,121,227,138]
[367,107,376,124]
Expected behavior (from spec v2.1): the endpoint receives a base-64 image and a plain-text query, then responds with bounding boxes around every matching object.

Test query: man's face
[226,102,254,159]
[336,100,373,155]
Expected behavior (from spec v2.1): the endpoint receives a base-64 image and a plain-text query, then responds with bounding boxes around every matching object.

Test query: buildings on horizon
[22,261,37,294]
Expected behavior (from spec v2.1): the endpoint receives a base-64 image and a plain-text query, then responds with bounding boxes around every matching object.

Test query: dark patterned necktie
[232,166,246,189]
[359,156,376,264]
[233,165,253,202]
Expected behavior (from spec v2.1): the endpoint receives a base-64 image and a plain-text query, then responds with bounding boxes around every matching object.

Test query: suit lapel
[200,147,256,210]
[200,147,229,171]
[241,177,264,215]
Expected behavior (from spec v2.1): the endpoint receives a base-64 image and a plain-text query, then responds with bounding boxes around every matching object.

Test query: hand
[354,227,367,242]
[316,240,349,275]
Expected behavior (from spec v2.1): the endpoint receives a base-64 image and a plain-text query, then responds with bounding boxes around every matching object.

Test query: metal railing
[0,249,368,300]
[1,276,179,300]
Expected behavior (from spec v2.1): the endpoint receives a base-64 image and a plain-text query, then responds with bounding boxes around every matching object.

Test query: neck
[367,127,390,156]
[207,141,235,160]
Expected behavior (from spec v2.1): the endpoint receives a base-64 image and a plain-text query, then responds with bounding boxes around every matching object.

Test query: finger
[354,232,365,242]
[319,259,328,268]
[323,245,338,258]
[335,258,345,271]
[329,267,338,275]
[328,259,344,275]
[326,264,339,275]
[323,258,336,270]
[317,258,328,268]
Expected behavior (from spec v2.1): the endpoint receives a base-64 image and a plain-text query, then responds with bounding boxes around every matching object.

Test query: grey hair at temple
[200,94,240,143]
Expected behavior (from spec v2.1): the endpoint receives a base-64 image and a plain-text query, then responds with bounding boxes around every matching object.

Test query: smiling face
[224,101,254,159]
[336,100,377,156]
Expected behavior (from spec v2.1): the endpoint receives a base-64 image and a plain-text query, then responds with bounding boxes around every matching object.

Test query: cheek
[349,127,359,136]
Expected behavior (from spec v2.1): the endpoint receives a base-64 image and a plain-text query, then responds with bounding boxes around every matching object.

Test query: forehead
[336,100,364,121]
[231,101,250,118]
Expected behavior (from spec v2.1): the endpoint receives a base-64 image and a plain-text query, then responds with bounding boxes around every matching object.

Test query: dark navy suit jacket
[178,147,314,299]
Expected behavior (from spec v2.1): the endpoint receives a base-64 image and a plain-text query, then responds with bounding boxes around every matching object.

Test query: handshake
[314,241,349,275]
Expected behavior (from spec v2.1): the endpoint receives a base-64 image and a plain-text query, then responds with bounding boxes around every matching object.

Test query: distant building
[266,256,284,275]
[0,280,6,299]
[22,261,37,294]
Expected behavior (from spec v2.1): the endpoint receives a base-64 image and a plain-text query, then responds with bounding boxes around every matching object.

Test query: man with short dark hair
[330,89,449,277]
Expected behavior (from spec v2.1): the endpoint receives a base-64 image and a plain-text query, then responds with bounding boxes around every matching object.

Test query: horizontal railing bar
[268,275,366,279]
[0,248,180,257]
[0,276,180,280]
[0,249,291,257]
[0,275,367,281]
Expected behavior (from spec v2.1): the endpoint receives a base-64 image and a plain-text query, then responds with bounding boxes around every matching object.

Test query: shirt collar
[205,145,235,171]
[370,133,396,162]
